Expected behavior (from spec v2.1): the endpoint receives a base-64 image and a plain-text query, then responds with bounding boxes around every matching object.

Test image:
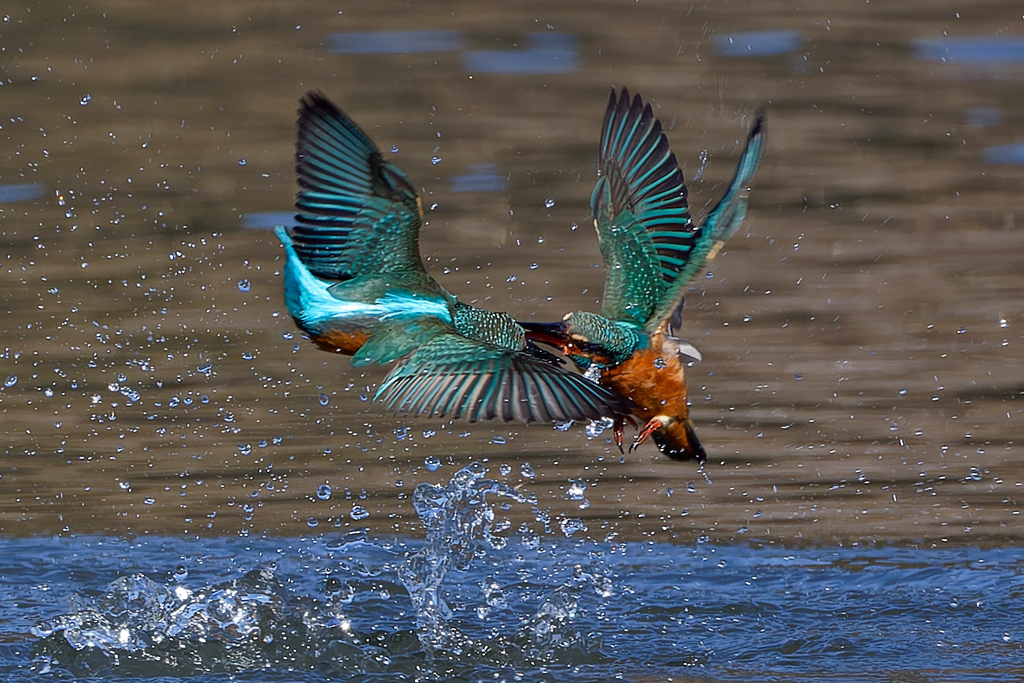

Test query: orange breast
[600,338,690,423]
[308,328,370,355]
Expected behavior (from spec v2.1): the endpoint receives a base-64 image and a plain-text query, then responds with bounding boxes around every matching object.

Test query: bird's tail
[275,225,310,323]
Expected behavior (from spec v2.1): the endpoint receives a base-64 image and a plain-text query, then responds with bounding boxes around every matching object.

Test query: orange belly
[308,328,370,355]
[600,343,690,424]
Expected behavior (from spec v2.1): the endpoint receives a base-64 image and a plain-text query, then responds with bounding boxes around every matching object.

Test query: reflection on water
[464,33,578,74]
[450,164,509,193]
[241,211,294,229]
[714,30,804,57]
[0,183,44,203]
[326,29,464,55]
[983,143,1024,165]
[913,36,1024,64]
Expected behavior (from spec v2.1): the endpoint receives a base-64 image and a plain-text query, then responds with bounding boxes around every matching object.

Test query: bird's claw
[629,418,663,453]
[613,417,625,454]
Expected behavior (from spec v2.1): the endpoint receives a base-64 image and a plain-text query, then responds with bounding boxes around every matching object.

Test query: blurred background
[2,0,1023,546]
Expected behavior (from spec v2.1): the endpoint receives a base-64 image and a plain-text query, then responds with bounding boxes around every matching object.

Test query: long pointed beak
[519,321,572,354]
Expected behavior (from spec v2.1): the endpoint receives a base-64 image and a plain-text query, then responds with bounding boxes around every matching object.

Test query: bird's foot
[613,417,625,454]
[628,417,666,453]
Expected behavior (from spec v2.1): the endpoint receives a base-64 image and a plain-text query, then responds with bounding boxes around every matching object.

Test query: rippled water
[3,0,1024,680]
[6,464,1023,682]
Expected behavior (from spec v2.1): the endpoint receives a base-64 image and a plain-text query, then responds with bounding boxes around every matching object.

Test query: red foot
[613,418,625,454]
[629,418,664,453]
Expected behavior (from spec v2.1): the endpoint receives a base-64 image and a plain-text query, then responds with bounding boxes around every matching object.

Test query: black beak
[519,320,570,353]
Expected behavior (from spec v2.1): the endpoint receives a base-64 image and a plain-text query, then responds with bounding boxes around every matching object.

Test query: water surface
[2,0,1024,680]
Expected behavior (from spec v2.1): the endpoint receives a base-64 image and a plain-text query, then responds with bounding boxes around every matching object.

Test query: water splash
[29,462,614,676]
[398,462,536,653]
[32,568,362,675]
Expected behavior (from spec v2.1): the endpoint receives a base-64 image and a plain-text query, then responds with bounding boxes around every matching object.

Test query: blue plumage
[276,91,634,425]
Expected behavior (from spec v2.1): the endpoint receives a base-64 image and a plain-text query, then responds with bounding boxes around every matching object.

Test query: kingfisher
[275,91,634,425]
[522,88,766,461]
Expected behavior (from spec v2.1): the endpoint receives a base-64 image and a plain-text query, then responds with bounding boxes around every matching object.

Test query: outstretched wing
[374,331,635,424]
[591,88,694,326]
[648,110,766,334]
[284,91,426,280]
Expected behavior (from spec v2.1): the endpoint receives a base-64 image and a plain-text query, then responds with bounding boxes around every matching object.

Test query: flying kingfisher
[275,91,634,425]
[522,88,766,461]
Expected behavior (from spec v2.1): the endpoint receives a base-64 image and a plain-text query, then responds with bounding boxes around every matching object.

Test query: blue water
[5,534,1023,681]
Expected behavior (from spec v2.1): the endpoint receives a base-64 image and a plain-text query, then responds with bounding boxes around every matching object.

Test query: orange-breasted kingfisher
[522,88,766,461]
[275,91,634,425]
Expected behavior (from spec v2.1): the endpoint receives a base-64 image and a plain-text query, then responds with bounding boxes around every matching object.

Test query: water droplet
[317,484,332,500]
[4,375,17,388]
[80,94,91,106]
[238,443,252,456]
[795,373,803,381]
[422,429,435,439]
[653,357,667,369]
[390,146,399,153]
[566,479,587,500]
[424,456,441,472]
[319,393,329,406]
[491,435,506,445]
[957,326,966,334]
[570,222,579,231]
[118,480,131,491]
[499,463,512,476]
[107,382,119,392]
[429,202,438,210]
[554,420,573,432]
[237,279,251,292]
[529,262,539,270]
[686,482,697,493]
[173,565,188,581]
[585,416,614,437]
[143,497,155,505]
[238,158,247,166]
[431,156,442,165]
[898,388,908,396]
[559,517,587,536]
[999,317,1009,328]
[969,467,982,482]
[544,198,555,208]
[520,463,535,479]
[307,517,319,528]
[350,505,370,520]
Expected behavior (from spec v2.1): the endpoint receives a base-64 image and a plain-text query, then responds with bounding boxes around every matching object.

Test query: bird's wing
[373,330,634,424]
[590,88,693,327]
[648,110,766,335]
[283,91,426,280]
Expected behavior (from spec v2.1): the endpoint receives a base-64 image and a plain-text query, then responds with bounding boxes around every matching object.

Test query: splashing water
[28,463,616,677]
[397,462,536,653]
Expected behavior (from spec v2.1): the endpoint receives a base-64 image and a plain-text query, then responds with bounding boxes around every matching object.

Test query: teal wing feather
[285,91,425,280]
[374,332,634,424]
[591,88,694,326]
[647,110,766,334]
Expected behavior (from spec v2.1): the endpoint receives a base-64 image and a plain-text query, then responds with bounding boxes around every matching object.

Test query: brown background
[1,1,1023,546]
